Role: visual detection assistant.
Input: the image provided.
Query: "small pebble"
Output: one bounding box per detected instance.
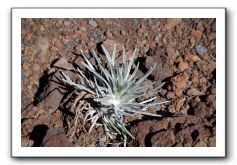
[89,19,98,28]
[212,23,216,32]
[178,61,189,72]
[154,36,160,42]
[79,26,86,32]
[105,30,113,38]
[21,71,26,80]
[195,44,207,56]
[65,40,75,48]
[63,20,70,27]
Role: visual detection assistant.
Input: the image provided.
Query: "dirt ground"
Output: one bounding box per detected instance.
[21,18,216,147]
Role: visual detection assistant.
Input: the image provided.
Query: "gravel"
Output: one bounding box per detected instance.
[21,18,216,147]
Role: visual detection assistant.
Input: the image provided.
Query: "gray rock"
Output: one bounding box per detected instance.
[89,19,98,28]
[212,23,216,32]
[63,20,71,26]
[21,71,26,80]
[89,57,96,66]
[65,40,75,48]
[195,44,207,56]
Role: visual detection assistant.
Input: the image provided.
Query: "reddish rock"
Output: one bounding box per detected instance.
[34,36,50,56]
[102,39,124,55]
[130,115,215,147]
[170,72,189,97]
[195,58,216,77]
[166,91,175,100]
[166,45,179,58]
[41,127,74,147]
[146,46,175,82]
[209,86,216,95]
[209,137,216,147]
[199,76,207,84]
[130,119,170,147]
[105,30,113,39]
[205,95,216,108]
[22,62,30,71]
[198,126,212,140]
[192,30,202,39]
[42,70,79,111]
[190,101,210,117]
[173,98,185,112]
[42,80,65,110]
[50,46,60,52]
[73,55,85,69]
[191,69,200,84]
[190,37,196,47]
[194,141,208,147]
[151,130,176,147]
[187,87,203,97]
[164,18,182,30]
[176,129,193,147]
[120,30,127,36]
[178,61,189,72]
[53,57,75,70]
[51,38,65,52]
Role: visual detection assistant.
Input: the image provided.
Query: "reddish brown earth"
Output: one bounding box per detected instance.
[21,18,216,147]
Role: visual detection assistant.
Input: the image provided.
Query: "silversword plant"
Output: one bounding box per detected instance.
[62,44,169,146]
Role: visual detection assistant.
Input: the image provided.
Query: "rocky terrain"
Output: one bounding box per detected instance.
[21,18,216,147]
